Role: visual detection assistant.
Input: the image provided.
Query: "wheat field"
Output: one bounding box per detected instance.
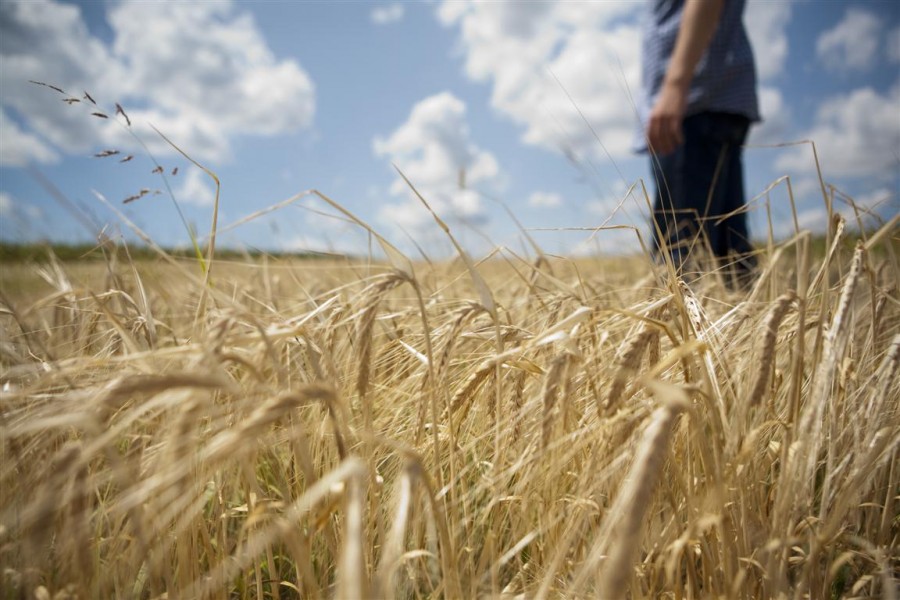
[1,205,898,599]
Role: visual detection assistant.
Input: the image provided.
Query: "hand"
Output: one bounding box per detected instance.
[647,81,687,156]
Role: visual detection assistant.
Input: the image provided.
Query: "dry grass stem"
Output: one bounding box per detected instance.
[748,289,796,408]
[2,197,896,599]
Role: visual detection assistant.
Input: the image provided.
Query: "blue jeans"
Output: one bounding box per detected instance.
[650,111,756,285]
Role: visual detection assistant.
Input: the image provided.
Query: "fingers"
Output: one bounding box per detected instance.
[647,85,686,155]
[648,118,666,155]
[667,115,684,149]
[648,114,683,156]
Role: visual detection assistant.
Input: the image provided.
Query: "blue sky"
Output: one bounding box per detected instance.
[1,0,898,258]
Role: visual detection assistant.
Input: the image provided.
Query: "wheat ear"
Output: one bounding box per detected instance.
[447,358,495,419]
[748,290,796,408]
[576,387,686,598]
[541,352,569,449]
[355,273,406,425]
[604,320,657,415]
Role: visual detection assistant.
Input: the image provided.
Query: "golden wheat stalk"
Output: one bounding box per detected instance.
[541,352,569,449]
[578,382,687,597]
[748,290,796,408]
[604,319,657,415]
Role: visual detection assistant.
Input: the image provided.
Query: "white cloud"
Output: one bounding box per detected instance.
[528,191,562,208]
[745,1,792,81]
[776,84,900,179]
[770,206,828,238]
[373,92,504,239]
[439,1,790,160]
[834,187,897,227]
[0,107,58,166]
[771,186,895,239]
[816,8,881,72]
[888,27,900,64]
[438,1,642,160]
[282,233,346,255]
[586,197,621,217]
[24,204,43,219]
[748,86,791,145]
[0,191,13,216]
[371,3,404,25]
[789,177,824,203]
[0,0,315,164]
[585,179,640,218]
[0,190,43,222]
[847,187,895,215]
[176,167,216,207]
[569,226,641,257]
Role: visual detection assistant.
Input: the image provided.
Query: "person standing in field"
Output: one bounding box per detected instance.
[639,0,760,289]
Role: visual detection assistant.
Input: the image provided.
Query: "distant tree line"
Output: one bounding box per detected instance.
[0,242,342,263]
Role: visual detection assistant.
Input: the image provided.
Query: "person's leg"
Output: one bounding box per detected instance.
[652,112,754,285]
[676,113,729,270]
[651,132,694,272]
[698,113,755,288]
[718,153,757,288]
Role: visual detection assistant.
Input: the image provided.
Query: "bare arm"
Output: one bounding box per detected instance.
[647,0,725,155]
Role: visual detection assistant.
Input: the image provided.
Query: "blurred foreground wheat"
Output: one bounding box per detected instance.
[1,218,898,599]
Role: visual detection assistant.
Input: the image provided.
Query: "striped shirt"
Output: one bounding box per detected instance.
[634,0,760,152]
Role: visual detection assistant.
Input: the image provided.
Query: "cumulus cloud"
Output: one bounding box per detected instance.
[373,92,504,239]
[769,205,828,239]
[847,187,896,216]
[747,86,791,145]
[528,191,562,208]
[438,1,792,160]
[371,3,404,25]
[569,230,641,257]
[438,1,642,160]
[776,84,900,179]
[0,0,315,164]
[0,107,58,166]
[816,8,881,72]
[176,167,216,207]
[0,191,12,216]
[772,186,895,239]
[282,233,344,255]
[0,190,43,224]
[789,177,825,204]
[739,1,793,144]
[585,179,637,218]
[24,203,43,219]
[744,1,792,82]
[888,27,900,64]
